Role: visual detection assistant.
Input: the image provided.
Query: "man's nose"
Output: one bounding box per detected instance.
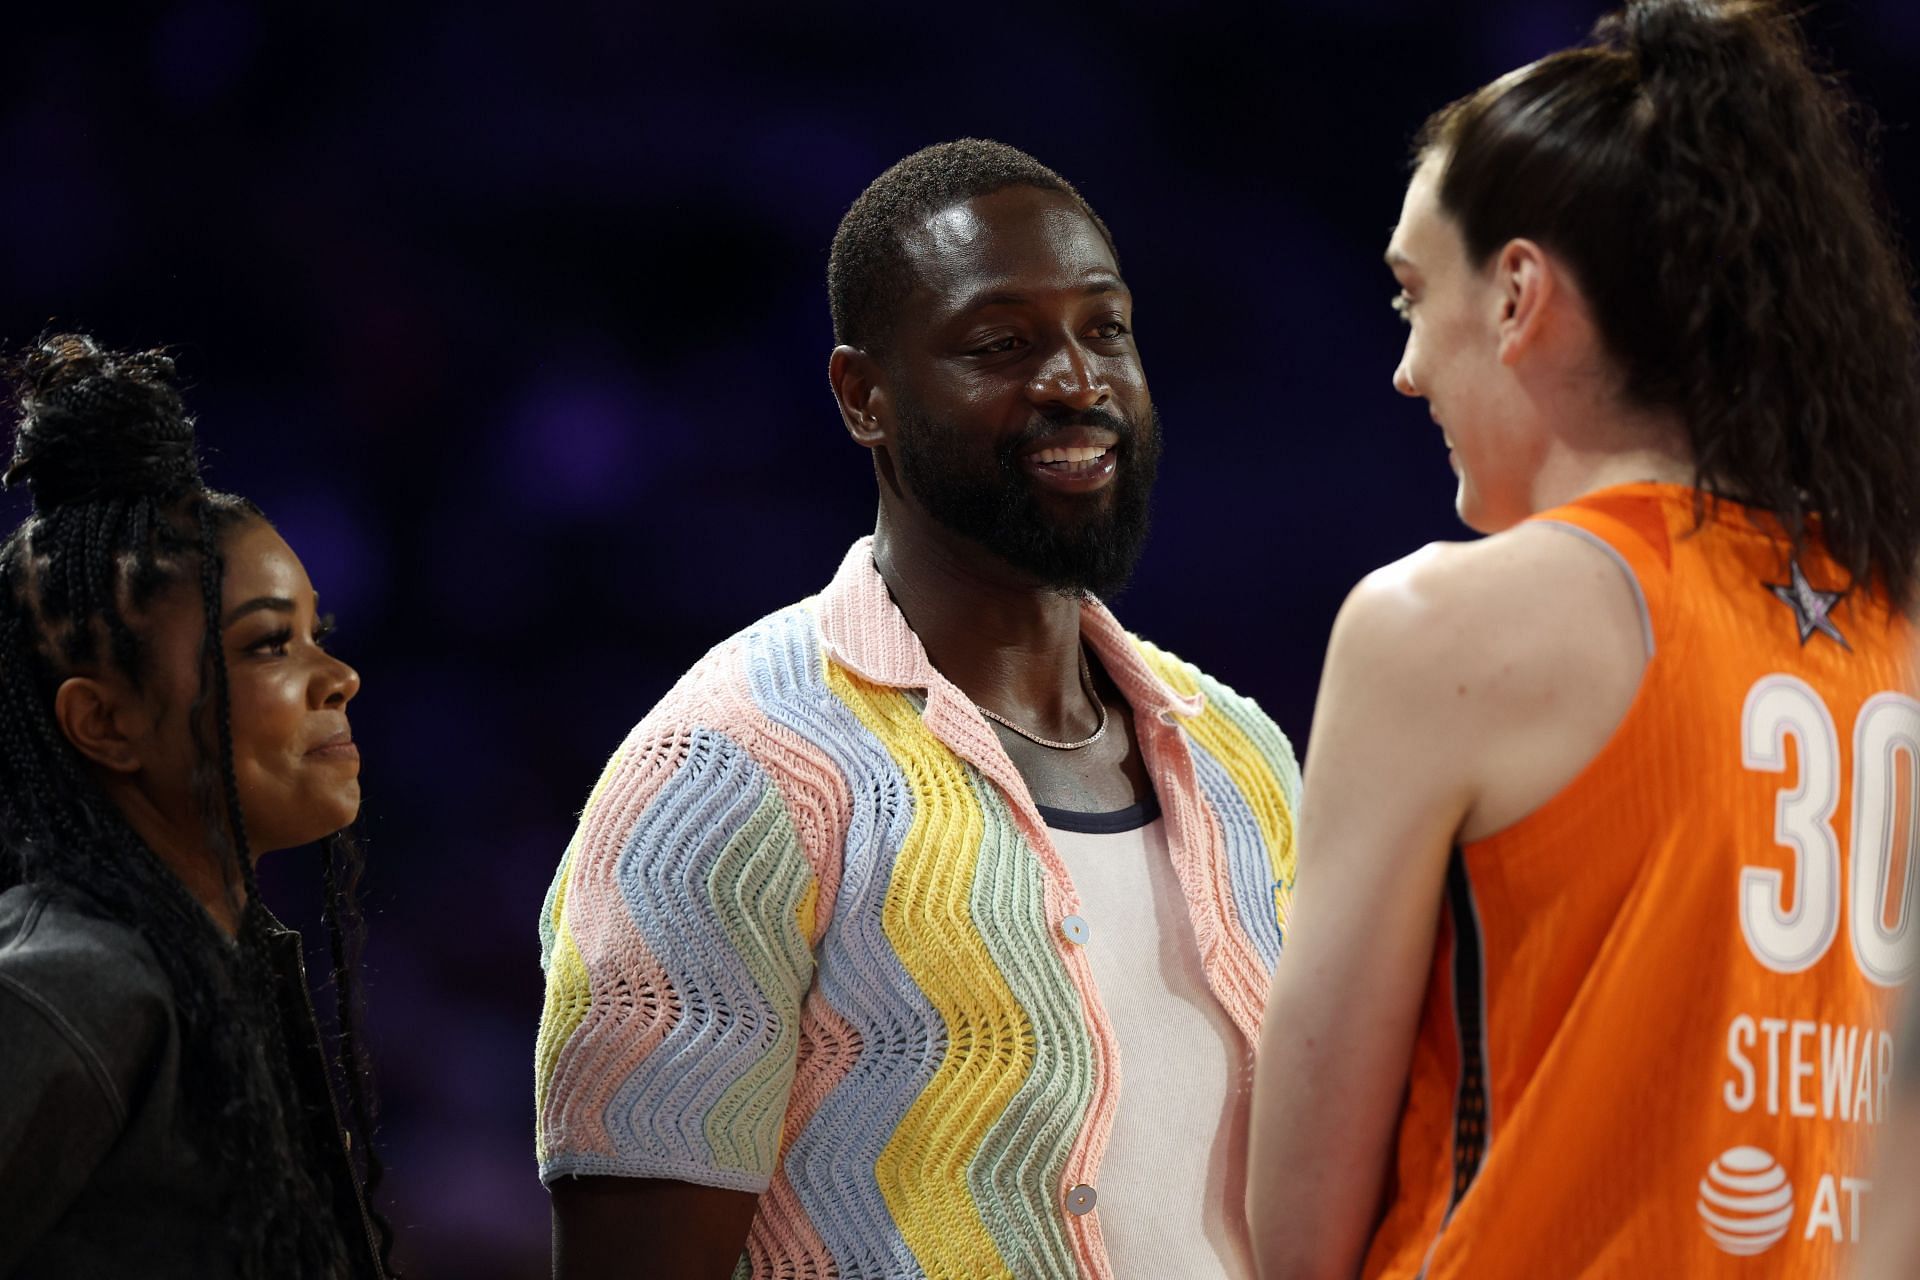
[1028,339,1110,412]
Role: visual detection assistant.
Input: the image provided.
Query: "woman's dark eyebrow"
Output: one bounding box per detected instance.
[222,596,295,627]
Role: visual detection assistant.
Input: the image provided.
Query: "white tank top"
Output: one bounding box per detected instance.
[1042,803,1256,1280]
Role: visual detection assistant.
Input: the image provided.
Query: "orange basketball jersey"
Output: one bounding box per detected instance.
[1365,483,1919,1279]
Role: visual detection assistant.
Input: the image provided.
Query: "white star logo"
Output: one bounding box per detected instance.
[1767,559,1849,651]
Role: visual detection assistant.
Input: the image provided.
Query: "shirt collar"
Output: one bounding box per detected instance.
[814,536,1204,721]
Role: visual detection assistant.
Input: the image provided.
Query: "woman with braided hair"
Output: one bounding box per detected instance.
[0,334,396,1277]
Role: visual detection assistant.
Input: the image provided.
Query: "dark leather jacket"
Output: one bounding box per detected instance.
[0,884,388,1278]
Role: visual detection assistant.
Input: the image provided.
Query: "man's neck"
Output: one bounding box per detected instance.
[870,513,1097,741]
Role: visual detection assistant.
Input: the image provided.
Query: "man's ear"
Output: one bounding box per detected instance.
[829,346,892,449]
[1494,237,1556,367]
[53,675,144,774]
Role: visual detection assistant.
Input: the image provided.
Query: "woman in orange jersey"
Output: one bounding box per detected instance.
[1246,2,1920,1278]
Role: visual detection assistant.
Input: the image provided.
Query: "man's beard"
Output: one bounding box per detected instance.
[893,401,1161,600]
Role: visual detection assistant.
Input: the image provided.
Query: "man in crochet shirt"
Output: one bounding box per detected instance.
[535,139,1301,1280]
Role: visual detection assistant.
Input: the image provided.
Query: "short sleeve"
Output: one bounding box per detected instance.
[0,982,124,1271]
[534,725,820,1192]
[1202,681,1302,924]
[1130,635,1303,953]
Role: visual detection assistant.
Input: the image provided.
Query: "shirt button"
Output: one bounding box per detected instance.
[1065,1184,1097,1216]
[1061,914,1090,945]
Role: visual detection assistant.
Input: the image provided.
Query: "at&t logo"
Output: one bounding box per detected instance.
[1698,1147,1795,1256]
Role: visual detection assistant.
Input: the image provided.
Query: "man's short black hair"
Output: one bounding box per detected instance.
[827,138,1117,355]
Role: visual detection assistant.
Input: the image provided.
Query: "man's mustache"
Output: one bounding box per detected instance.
[1005,407,1140,453]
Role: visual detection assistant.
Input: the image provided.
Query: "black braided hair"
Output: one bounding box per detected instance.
[322,828,398,1265]
[0,333,396,1276]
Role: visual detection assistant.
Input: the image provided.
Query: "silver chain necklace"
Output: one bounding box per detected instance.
[974,648,1109,751]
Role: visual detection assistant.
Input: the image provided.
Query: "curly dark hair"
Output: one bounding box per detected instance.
[1416,0,1920,607]
[0,333,396,1276]
[827,137,1117,355]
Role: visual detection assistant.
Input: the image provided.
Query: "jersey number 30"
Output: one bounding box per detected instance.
[1741,677,1920,985]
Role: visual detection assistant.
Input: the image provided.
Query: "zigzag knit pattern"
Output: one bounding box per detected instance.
[535,539,1300,1280]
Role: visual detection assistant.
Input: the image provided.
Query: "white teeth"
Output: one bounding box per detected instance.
[1032,446,1109,464]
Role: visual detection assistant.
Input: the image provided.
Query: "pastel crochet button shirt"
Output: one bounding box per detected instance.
[535,538,1300,1280]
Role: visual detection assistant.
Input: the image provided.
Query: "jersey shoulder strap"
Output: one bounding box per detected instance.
[1527,487,1677,654]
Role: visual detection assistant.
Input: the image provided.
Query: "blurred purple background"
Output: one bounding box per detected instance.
[3,4,1916,1275]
